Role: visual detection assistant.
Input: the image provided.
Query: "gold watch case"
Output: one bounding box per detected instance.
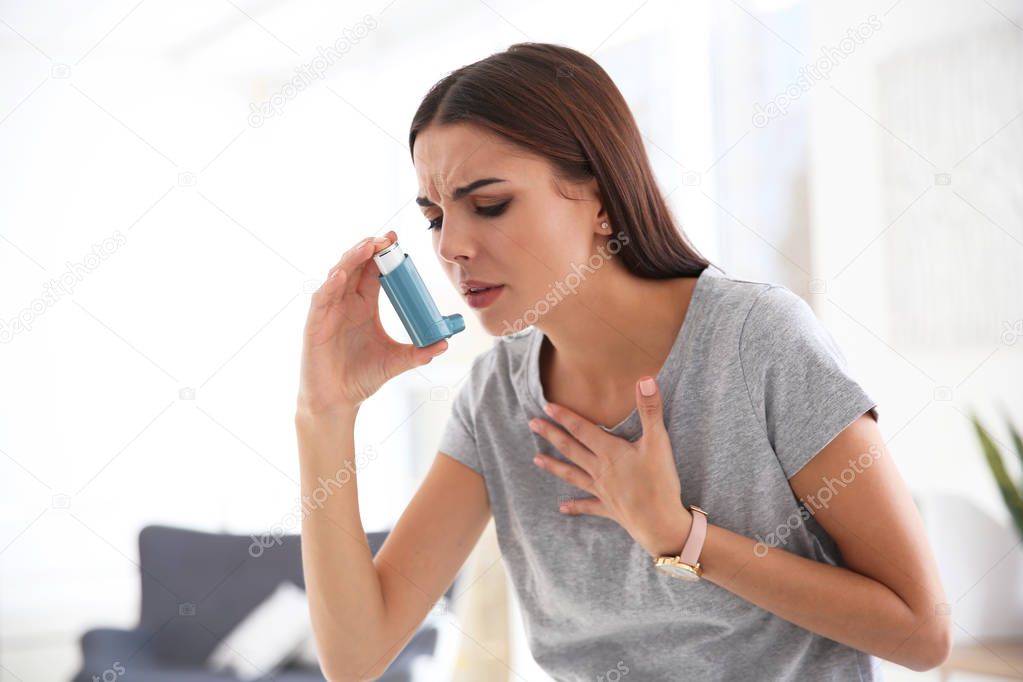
[652,505,707,582]
[653,556,702,581]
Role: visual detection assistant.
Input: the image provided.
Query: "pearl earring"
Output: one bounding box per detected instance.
[601,221,610,230]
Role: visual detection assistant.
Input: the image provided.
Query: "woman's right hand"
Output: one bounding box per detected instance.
[297,230,450,417]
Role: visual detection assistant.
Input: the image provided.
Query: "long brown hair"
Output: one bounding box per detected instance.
[408,42,711,279]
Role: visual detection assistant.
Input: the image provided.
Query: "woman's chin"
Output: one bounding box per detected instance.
[481,308,536,338]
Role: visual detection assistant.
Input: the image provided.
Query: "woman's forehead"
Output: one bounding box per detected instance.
[416,160,538,207]
[415,131,500,191]
[413,124,544,202]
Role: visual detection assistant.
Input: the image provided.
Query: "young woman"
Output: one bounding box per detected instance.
[296,42,950,681]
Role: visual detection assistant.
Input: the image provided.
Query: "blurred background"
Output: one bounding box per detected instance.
[1,0,1021,680]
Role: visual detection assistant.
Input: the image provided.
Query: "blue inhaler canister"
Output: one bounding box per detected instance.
[373,240,465,347]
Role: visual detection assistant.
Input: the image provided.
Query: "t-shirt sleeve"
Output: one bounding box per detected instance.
[740,286,879,480]
[437,358,486,477]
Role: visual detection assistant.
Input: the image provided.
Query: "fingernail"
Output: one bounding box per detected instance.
[639,377,656,396]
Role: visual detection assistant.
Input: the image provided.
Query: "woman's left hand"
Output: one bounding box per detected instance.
[528,376,693,558]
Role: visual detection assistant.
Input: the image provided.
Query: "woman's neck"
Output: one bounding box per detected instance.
[535,265,700,409]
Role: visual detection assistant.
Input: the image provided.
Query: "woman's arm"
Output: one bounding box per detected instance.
[297,408,388,681]
[649,413,952,672]
[297,407,492,681]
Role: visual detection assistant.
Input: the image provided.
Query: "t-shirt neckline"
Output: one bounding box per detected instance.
[525,264,721,441]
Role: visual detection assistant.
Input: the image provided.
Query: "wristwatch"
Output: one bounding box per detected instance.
[653,505,708,581]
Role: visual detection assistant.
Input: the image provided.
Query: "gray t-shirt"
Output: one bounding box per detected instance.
[438,263,884,681]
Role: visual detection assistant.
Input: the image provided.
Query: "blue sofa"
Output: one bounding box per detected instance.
[72,524,458,681]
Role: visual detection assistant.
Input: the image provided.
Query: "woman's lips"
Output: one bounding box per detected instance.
[459,279,503,293]
[464,284,505,309]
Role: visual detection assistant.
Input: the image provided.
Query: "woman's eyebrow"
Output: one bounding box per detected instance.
[415,177,507,207]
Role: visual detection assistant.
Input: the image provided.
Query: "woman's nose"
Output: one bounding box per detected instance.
[437,218,474,264]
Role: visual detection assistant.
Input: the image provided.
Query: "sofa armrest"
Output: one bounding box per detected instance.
[75,626,161,681]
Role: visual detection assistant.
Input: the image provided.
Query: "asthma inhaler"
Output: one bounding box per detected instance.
[373,240,465,347]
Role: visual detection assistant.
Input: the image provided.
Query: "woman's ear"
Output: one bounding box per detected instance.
[553,173,608,233]
[578,176,609,229]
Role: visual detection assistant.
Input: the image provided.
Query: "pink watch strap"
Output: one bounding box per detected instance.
[678,505,708,566]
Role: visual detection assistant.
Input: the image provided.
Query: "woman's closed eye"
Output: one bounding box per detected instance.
[426,199,511,231]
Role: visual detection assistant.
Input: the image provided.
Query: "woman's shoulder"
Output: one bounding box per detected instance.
[729,277,852,377]
[690,267,838,365]
[739,283,825,346]
[701,264,775,305]
[684,265,785,337]
[698,265,812,325]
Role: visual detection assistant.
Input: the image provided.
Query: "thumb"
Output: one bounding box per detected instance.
[410,337,449,367]
[385,338,448,380]
[635,376,665,438]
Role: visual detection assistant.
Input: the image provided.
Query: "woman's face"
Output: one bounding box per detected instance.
[413,122,605,336]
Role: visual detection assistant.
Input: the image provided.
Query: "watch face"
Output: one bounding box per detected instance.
[656,562,699,581]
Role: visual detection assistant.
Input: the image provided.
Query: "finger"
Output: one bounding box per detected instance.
[327,237,370,277]
[385,337,449,377]
[345,235,392,295]
[410,336,449,363]
[324,236,383,290]
[559,496,609,518]
[635,376,668,445]
[308,235,389,332]
[307,266,349,328]
[316,263,347,296]
[533,453,597,495]
[529,416,598,476]
[540,402,619,460]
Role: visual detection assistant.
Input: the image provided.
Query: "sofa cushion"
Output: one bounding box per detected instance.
[207,580,310,679]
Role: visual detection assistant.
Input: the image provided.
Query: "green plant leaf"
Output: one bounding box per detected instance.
[970,411,1023,543]
[1005,415,1023,479]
